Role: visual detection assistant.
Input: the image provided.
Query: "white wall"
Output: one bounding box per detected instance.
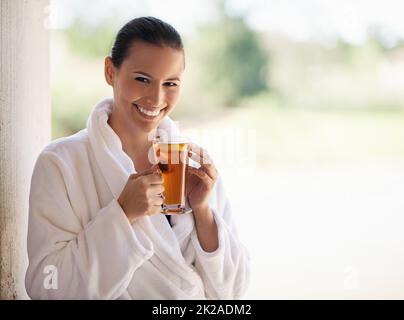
[0,0,50,299]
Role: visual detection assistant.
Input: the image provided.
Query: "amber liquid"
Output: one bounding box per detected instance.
[154,142,189,210]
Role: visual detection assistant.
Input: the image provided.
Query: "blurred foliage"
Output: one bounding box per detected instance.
[51,29,111,138]
[63,11,269,109]
[233,93,404,166]
[65,18,117,58]
[265,33,404,112]
[190,16,269,107]
[52,5,404,165]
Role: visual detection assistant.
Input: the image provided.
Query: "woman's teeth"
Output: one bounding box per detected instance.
[135,104,161,117]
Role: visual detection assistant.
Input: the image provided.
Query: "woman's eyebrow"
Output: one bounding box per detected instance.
[132,71,181,81]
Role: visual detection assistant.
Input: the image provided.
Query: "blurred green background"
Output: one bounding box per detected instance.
[50,0,404,299]
[51,0,404,167]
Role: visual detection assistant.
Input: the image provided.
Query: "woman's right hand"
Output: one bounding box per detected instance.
[117,164,164,223]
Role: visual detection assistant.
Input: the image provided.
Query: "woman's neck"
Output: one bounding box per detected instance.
[107,110,152,165]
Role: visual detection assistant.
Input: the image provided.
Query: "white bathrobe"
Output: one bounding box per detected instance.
[25,98,250,300]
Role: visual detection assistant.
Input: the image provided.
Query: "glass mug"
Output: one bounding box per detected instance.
[152,136,192,214]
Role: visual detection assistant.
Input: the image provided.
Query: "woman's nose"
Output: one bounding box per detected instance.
[146,86,164,108]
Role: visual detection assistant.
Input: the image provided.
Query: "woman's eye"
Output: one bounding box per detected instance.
[135,77,149,84]
[164,82,178,87]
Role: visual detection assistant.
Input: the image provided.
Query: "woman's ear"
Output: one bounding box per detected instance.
[104,56,115,86]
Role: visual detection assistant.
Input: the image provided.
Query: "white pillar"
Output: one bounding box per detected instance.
[0,0,50,299]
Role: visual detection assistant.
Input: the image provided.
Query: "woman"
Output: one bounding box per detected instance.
[25,16,250,300]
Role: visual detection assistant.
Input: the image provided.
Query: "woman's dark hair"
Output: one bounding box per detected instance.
[111,16,184,68]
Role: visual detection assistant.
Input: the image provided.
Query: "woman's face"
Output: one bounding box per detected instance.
[105,41,185,134]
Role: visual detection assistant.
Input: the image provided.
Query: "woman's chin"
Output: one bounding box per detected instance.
[141,120,163,133]
[131,103,170,131]
[132,112,164,132]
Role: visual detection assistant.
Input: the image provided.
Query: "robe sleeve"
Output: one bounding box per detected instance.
[25,151,154,299]
[190,175,251,299]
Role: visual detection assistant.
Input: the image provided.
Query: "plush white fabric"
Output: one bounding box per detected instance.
[25,98,250,300]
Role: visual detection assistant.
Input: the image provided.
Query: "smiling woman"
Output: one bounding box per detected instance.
[106,42,184,134]
[25,16,250,300]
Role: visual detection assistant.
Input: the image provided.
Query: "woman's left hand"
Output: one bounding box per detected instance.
[186,143,218,213]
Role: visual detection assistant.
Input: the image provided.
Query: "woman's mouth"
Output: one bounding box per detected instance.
[132,103,164,120]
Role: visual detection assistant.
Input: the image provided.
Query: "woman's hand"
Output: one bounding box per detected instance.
[117,164,164,223]
[186,143,218,213]
[186,144,219,252]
